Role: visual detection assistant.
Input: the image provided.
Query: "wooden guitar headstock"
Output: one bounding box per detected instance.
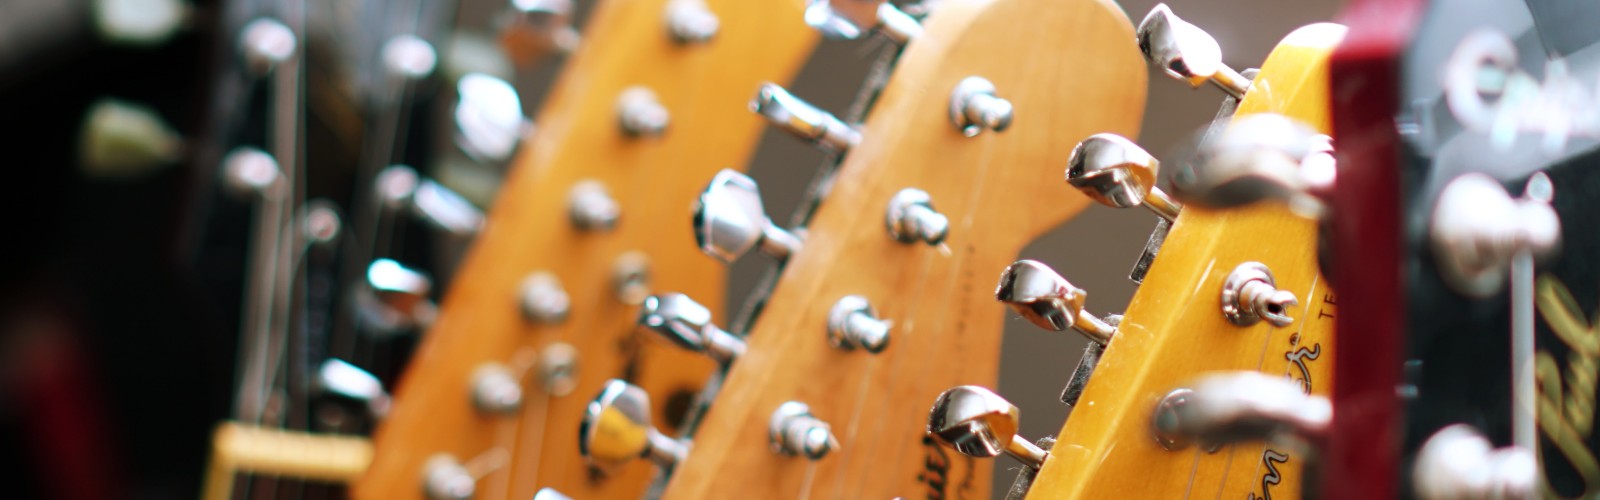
[353,0,818,498]
[654,0,1146,497]
[1025,21,1345,499]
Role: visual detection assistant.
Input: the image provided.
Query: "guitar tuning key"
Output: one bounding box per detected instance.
[580,379,688,473]
[1136,4,1251,98]
[357,259,437,335]
[1430,172,1561,299]
[532,488,573,500]
[949,77,1014,137]
[382,35,438,81]
[537,342,579,396]
[612,252,653,305]
[995,260,1117,345]
[828,295,890,353]
[79,99,184,179]
[375,165,486,238]
[751,83,860,153]
[665,0,719,44]
[500,0,579,66]
[519,271,570,324]
[885,188,949,246]
[637,293,745,363]
[422,454,475,500]
[693,169,802,263]
[1220,262,1298,328]
[94,0,188,47]
[239,18,296,76]
[1412,424,1536,500]
[803,0,922,44]
[769,402,839,460]
[1066,134,1183,222]
[927,386,1048,469]
[300,200,343,247]
[617,87,670,137]
[1172,113,1332,218]
[315,359,392,419]
[454,73,529,164]
[1149,372,1329,452]
[568,180,621,231]
[221,147,282,199]
[470,363,523,414]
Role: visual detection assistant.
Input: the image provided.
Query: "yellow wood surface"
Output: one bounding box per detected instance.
[1025,23,1346,500]
[658,0,1146,498]
[351,0,818,498]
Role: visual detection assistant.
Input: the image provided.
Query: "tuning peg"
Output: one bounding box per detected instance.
[537,342,580,396]
[238,18,296,75]
[1172,113,1332,218]
[580,379,688,473]
[383,35,438,81]
[470,363,524,414]
[1430,172,1560,298]
[220,147,282,199]
[375,165,485,237]
[751,83,860,153]
[568,180,621,231]
[78,99,184,179]
[769,402,840,460]
[618,87,670,137]
[1066,134,1183,222]
[1149,372,1329,451]
[1412,424,1536,500]
[356,259,436,335]
[422,454,475,500]
[1136,4,1251,98]
[93,0,188,47]
[612,252,653,305]
[316,358,392,419]
[803,0,921,44]
[995,260,1117,345]
[300,200,343,247]
[885,188,949,246]
[454,73,529,164]
[532,488,573,500]
[518,272,570,324]
[1220,262,1299,328]
[949,77,1013,137]
[693,169,803,263]
[637,293,745,363]
[828,295,890,353]
[927,386,1048,468]
[499,0,579,66]
[665,0,719,43]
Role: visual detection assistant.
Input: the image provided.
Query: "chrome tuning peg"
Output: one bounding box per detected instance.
[1066,134,1182,221]
[454,73,529,164]
[803,0,921,44]
[1149,372,1329,452]
[1136,4,1251,98]
[532,488,573,500]
[1430,172,1560,299]
[665,0,719,44]
[949,77,1014,137]
[581,379,688,473]
[751,83,860,153]
[78,99,184,179]
[885,188,949,246]
[828,295,890,353]
[1221,262,1299,328]
[637,293,745,363]
[382,35,438,81]
[568,180,621,231]
[470,363,524,415]
[1412,425,1537,500]
[519,271,570,324]
[927,386,1048,468]
[93,0,188,47]
[995,260,1116,345]
[238,18,296,76]
[422,454,475,500]
[316,359,392,419]
[499,0,579,66]
[221,147,282,199]
[617,87,670,137]
[769,402,840,460]
[375,165,486,237]
[1173,113,1333,218]
[355,259,437,335]
[693,169,802,263]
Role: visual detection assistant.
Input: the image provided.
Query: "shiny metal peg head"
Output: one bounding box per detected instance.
[500,0,579,66]
[94,0,187,47]
[239,18,296,76]
[300,200,343,246]
[375,165,421,211]
[1136,4,1249,98]
[1412,424,1537,500]
[1066,134,1181,221]
[927,386,1047,468]
[382,35,438,81]
[751,83,860,152]
[471,363,524,414]
[769,401,840,460]
[995,260,1116,344]
[693,169,800,263]
[949,77,1013,137]
[1174,113,1328,217]
[519,272,570,324]
[617,87,670,137]
[803,0,921,44]
[366,259,433,318]
[316,358,392,418]
[422,454,475,500]
[1151,372,1330,451]
[79,99,184,178]
[568,180,620,231]
[221,147,282,199]
[638,293,745,363]
[828,295,890,353]
[580,379,687,472]
[1220,262,1298,328]
[665,0,719,43]
[539,342,580,396]
[885,188,949,246]
[454,73,528,163]
[612,252,653,305]
[532,489,573,500]
[414,180,485,237]
[1431,172,1561,299]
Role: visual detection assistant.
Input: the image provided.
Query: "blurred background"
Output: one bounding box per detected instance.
[0,0,1337,498]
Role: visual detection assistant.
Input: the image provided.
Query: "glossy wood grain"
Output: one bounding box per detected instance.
[1026,23,1345,500]
[658,0,1146,497]
[352,0,818,498]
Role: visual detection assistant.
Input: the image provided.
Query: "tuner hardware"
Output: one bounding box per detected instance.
[470,363,524,414]
[1220,262,1299,327]
[532,488,573,500]
[693,169,803,263]
[221,147,283,199]
[612,252,653,305]
[617,86,670,137]
[422,454,475,500]
[769,402,840,460]
[538,342,579,396]
[580,379,689,473]
[1412,424,1536,500]
[518,272,570,324]
[567,180,621,231]
[827,295,891,353]
[375,166,486,238]
[949,77,1014,137]
[357,259,437,336]
[665,0,719,44]
[499,0,579,66]
[80,99,184,178]
[885,188,950,246]
[1149,372,1329,452]
[1430,172,1561,299]
[751,83,860,152]
[927,386,1048,468]
[1067,133,1183,222]
[638,293,746,363]
[1136,4,1251,98]
[454,73,529,164]
[301,200,343,247]
[95,0,187,47]
[316,359,392,419]
[995,260,1117,345]
[1174,113,1332,218]
[239,18,296,76]
[382,35,438,81]
[803,0,921,44]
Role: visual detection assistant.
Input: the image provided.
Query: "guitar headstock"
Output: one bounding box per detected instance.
[643,0,1146,497]
[354,0,819,498]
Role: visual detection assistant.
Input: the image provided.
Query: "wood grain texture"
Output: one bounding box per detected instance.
[658,0,1146,498]
[351,0,818,498]
[1025,23,1345,500]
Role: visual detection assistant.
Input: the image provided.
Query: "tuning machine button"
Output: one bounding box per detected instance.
[638,293,745,363]
[221,147,283,199]
[1067,134,1183,221]
[995,260,1117,345]
[454,73,529,164]
[382,35,438,81]
[532,488,573,500]
[769,402,839,460]
[949,77,1013,137]
[422,454,475,500]
[618,87,670,137]
[239,18,296,76]
[1173,113,1333,218]
[612,252,653,305]
[316,359,392,419]
[580,379,688,473]
[470,363,523,415]
[518,271,570,324]
[693,169,802,263]
[751,83,860,153]
[538,342,580,396]
[665,0,719,43]
[828,295,890,353]
[568,180,621,231]
[356,259,436,335]
[927,386,1048,469]
[1430,172,1561,299]
[79,99,184,179]
[1136,4,1251,98]
[885,188,949,246]
[1220,262,1298,328]
[803,0,921,44]
[375,165,485,237]
[1412,424,1536,500]
[1149,372,1329,452]
[499,0,579,66]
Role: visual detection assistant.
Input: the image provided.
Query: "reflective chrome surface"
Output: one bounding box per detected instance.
[518,271,570,324]
[1066,133,1182,221]
[927,385,1047,468]
[539,342,579,396]
[411,180,485,237]
[422,454,474,500]
[802,0,921,44]
[1135,4,1250,98]
[239,18,296,76]
[617,86,670,137]
[948,76,1014,137]
[1412,424,1536,500]
[500,0,579,65]
[827,295,890,353]
[664,0,719,43]
[1219,261,1298,327]
[750,83,860,152]
[381,35,438,80]
[637,293,745,363]
[693,169,801,262]
[1152,372,1330,452]
[995,260,1116,344]
[567,180,621,231]
[580,379,687,473]
[316,358,392,418]
[768,401,840,460]
[611,251,652,305]
[221,147,282,198]
[364,259,434,328]
[454,73,527,163]
[1174,113,1329,218]
[1430,172,1561,298]
[885,188,949,246]
[470,363,524,414]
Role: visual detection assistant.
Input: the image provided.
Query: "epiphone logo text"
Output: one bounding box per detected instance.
[1535,275,1600,498]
